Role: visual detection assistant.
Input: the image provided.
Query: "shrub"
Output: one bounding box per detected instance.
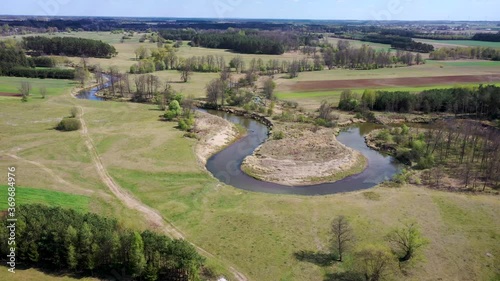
[184,132,199,139]
[283,100,298,108]
[178,119,188,131]
[416,154,435,170]
[377,129,393,142]
[315,118,334,127]
[164,110,177,121]
[56,118,81,131]
[70,107,79,118]
[178,117,195,131]
[273,131,285,140]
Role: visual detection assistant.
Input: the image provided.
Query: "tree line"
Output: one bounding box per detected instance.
[23,36,117,58]
[359,34,435,53]
[0,204,205,281]
[472,32,500,42]
[339,85,500,120]
[0,40,75,79]
[321,41,423,70]
[190,30,300,55]
[429,46,500,61]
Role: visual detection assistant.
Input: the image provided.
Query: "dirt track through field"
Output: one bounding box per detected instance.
[76,105,248,281]
[292,74,500,91]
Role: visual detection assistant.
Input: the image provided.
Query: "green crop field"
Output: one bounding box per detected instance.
[0,186,90,212]
[426,60,500,67]
[0,77,75,96]
[276,83,500,110]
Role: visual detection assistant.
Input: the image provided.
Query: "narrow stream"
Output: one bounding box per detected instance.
[77,84,401,196]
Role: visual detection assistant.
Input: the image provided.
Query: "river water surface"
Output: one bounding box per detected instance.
[203,110,402,196]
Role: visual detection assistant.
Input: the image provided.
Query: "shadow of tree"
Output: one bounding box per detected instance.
[294,250,337,267]
[324,272,364,281]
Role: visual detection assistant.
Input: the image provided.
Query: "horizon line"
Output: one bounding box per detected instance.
[1,14,500,23]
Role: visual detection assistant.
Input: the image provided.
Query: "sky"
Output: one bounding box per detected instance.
[1,0,499,21]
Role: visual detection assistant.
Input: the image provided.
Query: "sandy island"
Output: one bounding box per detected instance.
[195,111,367,186]
[241,123,367,186]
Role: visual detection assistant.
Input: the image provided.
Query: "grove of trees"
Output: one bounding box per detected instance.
[23,36,117,58]
[339,85,500,120]
[321,41,422,70]
[472,32,500,42]
[0,204,205,281]
[296,216,428,281]
[373,120,500,191]
[360,34,434,53]
[0,39,75,79]
[191,30,299,55]
[430,46,500,61]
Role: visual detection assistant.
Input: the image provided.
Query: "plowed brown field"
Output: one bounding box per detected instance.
[291,74,500,91]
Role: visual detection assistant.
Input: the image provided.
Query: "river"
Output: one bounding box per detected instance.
[204,110,402,196]
[78,85,401,196]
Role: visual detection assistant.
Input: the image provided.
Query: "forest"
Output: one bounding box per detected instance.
[339,85,500,119]
[472,32,500,42]
[0,40,74,79]
[0,204,205,281]
[371,120,500,191]
[360,34,435,53]
[23,36,117,58]
[190,30,301,55]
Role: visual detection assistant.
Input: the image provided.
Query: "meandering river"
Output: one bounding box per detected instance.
[78,85,401,196]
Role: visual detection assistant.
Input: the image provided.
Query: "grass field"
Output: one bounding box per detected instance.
[326,37,393,51]
[3,31,130,45]
[0,186,90,212]
[0,76,75,96]
[414,38,500,49]
[0,267,99,281]
[1,31,500,280]
[276,83,500,110]
[0,76,498,281]
[0,77,149,228]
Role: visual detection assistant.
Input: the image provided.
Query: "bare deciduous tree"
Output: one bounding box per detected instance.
[179,62,193,83]
[385,221,428,262]
[331,215,354,262]
[206,79,224,106]
[319,100,334,120]
[263,78,276,100]
[19,81,31,102]
[354,245,396,281]
[39,87,47,99]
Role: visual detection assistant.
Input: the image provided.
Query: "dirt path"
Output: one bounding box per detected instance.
[76,106,248,281]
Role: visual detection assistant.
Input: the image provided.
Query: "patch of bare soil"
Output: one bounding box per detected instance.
[242,123,366,186]
[0,92,21,97]
[292,74,500,91]
[195,111,239,165]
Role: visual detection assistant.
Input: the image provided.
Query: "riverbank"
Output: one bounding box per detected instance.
[194,110,241,166]
[241,122,367,186]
